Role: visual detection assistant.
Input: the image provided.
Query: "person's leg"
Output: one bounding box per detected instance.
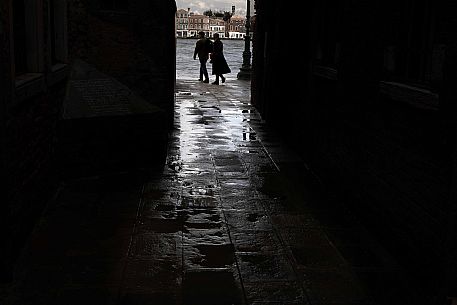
[199,62,203,81]
[221,74,225,83]
[200,58,209,82]
[202,63,209,82]
[212,74,220,85]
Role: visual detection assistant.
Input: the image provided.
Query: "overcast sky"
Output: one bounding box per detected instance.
[175,0,252,16]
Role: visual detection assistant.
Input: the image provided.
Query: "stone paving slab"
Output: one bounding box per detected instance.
[0,78,426,305]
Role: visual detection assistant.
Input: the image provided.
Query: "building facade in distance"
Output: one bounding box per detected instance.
[175,9,248,39]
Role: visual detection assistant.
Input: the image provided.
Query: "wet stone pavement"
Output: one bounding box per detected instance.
[1,79,425,305]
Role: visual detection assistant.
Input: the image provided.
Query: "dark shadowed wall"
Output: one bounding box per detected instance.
[251,1,457,302]
[0,0,177,280]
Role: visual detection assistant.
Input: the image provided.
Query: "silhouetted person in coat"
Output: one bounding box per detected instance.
[193,31,210,83]
[210,33,231,85]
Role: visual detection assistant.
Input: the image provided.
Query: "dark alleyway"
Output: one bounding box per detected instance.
[0,78,429,305]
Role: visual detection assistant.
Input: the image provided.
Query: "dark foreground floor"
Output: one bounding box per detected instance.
[0,79,427,305]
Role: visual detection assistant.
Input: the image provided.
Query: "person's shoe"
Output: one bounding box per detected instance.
[221,76,225,83]
[212,81,219,85]
[198,78,203,81]
[203,79,209,83]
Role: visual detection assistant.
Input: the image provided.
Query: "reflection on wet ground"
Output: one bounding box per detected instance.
[1,79,427,305]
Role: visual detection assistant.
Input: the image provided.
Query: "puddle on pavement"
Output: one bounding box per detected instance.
[206,214,220,222]
[242,132,257,141]
[188,187,214,196]
[185,222,221,230]
[182,268,243,305]
[178,195,219,209]
[136,218,183,233]
[247,213,260,222]
[167,155,183,173]
[184,210,222,230]
[155,204,175,212]
[195,244,235,267]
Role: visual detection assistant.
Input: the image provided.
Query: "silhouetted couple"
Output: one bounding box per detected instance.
[194,32,230,85]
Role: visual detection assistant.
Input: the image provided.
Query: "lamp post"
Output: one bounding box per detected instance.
[237,0,251,80]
